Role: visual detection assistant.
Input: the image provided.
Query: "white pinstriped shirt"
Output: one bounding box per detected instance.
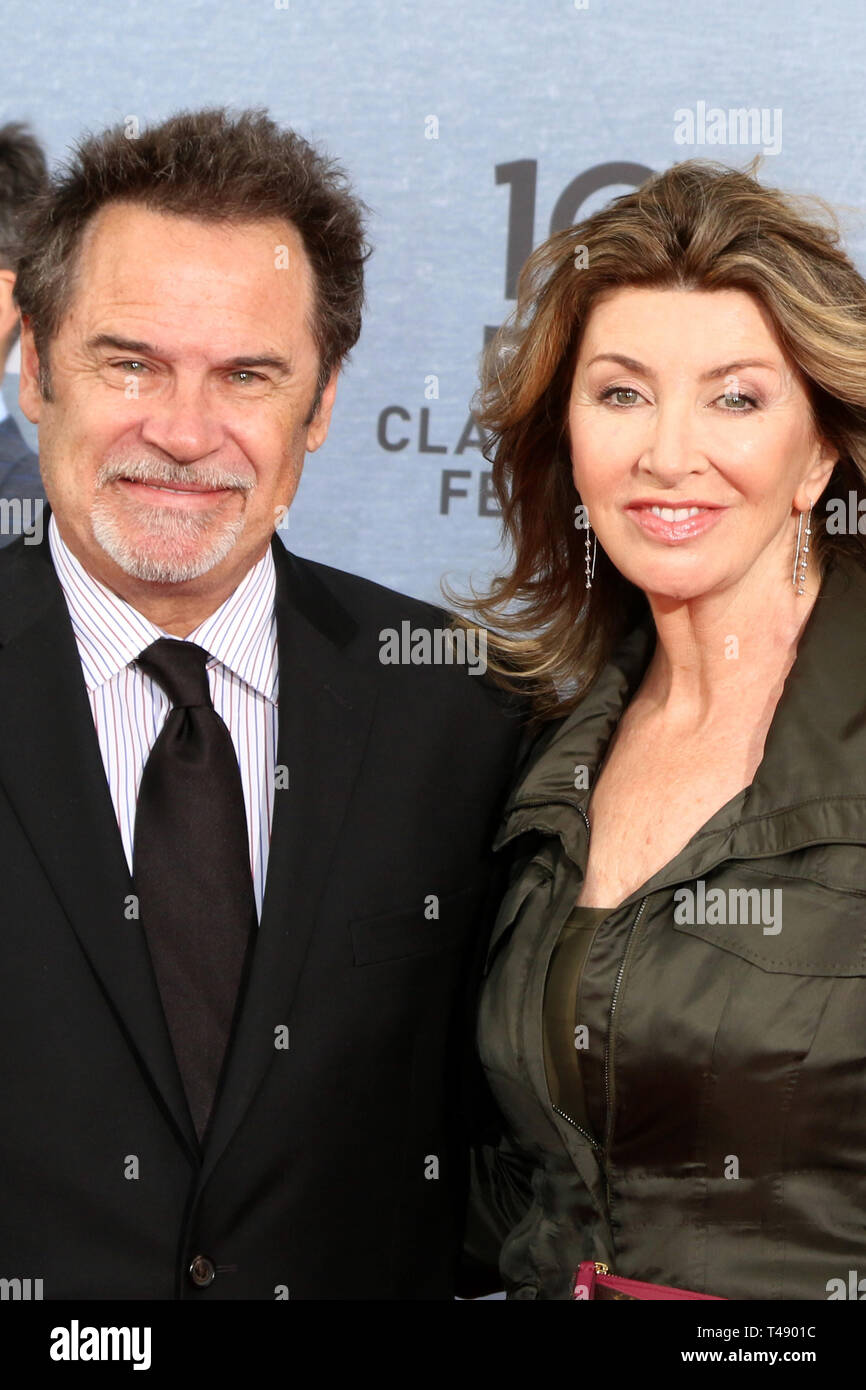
[48,512,279,921]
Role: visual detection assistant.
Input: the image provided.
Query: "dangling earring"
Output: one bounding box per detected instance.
[585,520,597,590]
[792,503,812,595]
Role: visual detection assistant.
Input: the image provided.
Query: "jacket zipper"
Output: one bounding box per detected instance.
[534,805,603,1153]
[578,803,648,1178]
[551,1103,603,1151]
[603,895,648,1200]
[546,802,605,1154]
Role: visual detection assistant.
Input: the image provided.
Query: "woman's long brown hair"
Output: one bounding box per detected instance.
[450,157,866,720]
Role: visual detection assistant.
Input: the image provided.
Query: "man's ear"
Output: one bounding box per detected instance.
[305,369,339,454]
[0,269,18,349]
[17,317,45,422]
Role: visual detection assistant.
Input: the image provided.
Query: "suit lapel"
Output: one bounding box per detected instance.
[0,529,199,1155]
[200,538,378,1183]
[0,526,378,1174]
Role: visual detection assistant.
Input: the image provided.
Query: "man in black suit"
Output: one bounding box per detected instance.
[0,121,47,542]
[0,108,523,1299]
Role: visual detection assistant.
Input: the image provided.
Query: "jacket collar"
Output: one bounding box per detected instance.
[496,552,866,896]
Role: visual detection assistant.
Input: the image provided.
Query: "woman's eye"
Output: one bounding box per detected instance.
[718,389,757,411]
[601,386,641,406]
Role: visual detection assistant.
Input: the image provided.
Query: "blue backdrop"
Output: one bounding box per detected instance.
[5,0,866,605]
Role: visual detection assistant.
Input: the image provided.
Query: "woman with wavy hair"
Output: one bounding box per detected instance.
[463,158,866,1300]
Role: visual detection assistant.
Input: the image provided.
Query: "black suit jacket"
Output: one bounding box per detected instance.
[0,415,44,547]
[0,516,524,1298]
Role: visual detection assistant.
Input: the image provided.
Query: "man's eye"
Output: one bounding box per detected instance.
[115,360,147,372]
[600,386,641,406]
[229,370,265,384]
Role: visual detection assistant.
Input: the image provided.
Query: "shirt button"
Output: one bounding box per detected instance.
[188,1255,216,1288]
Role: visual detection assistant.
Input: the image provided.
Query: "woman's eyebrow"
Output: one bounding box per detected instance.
[584,352,778,379]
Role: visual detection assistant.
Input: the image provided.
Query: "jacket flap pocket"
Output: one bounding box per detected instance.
[351,880,487,966]
[670,861,866,976]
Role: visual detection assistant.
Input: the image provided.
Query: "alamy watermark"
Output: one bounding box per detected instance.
[825,491,866,534]
[0,1275,43,1299]
[49,1320,151,1370]
[379,621,487,675]
[674,101,782,156]
[827,1269,866,1299]
[673,879,782,935]
[0,497,44,545]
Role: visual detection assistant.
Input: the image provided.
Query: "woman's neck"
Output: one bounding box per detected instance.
[639,554,822,728]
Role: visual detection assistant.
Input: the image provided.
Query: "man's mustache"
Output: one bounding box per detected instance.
[96,457,256,493]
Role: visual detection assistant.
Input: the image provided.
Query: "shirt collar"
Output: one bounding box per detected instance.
[0,393,9,426]
[48,512,278,702]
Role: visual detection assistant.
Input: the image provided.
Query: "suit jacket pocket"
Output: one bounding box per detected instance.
[350,880,488,966]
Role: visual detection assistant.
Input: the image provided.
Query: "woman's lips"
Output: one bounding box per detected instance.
[116,478,235,508]
[625,503,726,544]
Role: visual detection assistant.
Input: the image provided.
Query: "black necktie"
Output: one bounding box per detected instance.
[132,638,257,1142]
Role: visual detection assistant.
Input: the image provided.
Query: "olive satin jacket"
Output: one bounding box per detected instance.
[470,551,866,1300]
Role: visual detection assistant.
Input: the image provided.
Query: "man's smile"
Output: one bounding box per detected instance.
[115,477,238,508]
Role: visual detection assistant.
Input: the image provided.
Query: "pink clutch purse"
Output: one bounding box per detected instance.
[573,1261,726,1300]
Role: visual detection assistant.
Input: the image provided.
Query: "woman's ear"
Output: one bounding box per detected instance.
[795,436,838,512]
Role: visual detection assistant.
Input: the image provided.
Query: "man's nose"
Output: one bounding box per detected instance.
[138,378,225,463]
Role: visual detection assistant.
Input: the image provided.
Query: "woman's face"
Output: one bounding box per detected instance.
[567,286,837,603]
